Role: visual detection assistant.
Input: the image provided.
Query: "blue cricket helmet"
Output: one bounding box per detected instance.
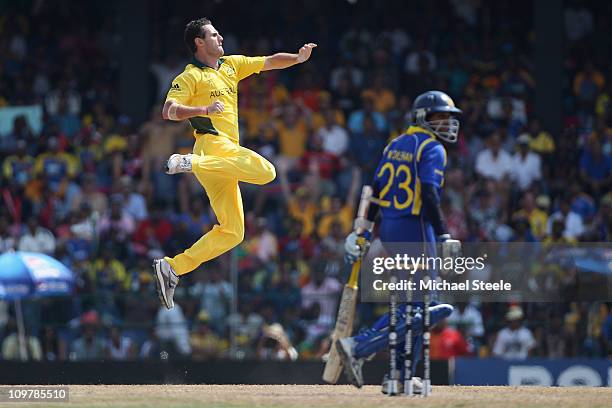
[411,90,462,143]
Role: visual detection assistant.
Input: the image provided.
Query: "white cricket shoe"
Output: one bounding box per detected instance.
[166,154,192,175]
[336,337,364,388]
[152,258,179,309]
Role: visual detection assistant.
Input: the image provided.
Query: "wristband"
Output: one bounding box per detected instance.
[167,104,179,120]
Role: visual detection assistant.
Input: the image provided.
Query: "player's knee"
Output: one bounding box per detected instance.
[431,303,454,320]
[259,163,276,184]
[227,224,245,247]
[251,161,276,185]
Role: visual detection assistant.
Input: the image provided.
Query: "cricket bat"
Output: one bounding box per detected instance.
[322,185,373,384]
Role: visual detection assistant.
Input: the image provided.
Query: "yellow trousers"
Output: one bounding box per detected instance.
[165,134,276,275]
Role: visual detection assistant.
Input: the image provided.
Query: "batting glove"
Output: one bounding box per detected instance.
[439,233,462,259]
[344,231,371,264]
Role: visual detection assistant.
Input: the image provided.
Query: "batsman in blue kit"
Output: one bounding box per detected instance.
[336,91,462,394]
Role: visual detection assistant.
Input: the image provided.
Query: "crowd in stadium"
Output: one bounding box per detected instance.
[0,0,611,362]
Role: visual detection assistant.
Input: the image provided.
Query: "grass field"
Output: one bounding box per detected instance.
[3,385,612,408]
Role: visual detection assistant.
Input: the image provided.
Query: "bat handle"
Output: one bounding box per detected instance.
[347,258,360,289]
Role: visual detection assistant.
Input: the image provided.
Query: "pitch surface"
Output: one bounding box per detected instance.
[6,385,612,408]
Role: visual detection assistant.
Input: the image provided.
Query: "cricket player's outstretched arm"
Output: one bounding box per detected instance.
[162,99,224,122]
[261,43,317,71]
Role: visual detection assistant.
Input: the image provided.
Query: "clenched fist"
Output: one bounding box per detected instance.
[206,100,225,115]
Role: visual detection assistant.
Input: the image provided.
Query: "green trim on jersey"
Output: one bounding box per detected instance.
[189,116,219,135]
[190,57,226,70]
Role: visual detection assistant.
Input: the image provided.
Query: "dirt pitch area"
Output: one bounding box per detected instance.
[6,385,612,408]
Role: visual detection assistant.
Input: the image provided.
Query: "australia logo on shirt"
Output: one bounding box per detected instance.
[224,65,236,76]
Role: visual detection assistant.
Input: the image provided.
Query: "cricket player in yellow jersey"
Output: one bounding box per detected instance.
[153,17,317,309]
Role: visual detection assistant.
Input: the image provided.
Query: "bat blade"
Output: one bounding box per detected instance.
[323,185,371,384]
[322,283,358,383]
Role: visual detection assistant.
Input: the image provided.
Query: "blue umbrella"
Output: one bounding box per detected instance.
[0,251,75,299]
[0,251,75,360]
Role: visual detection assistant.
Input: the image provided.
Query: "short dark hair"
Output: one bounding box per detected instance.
[184,17,212,54]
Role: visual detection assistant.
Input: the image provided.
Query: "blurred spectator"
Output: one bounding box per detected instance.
[139,328,163,360]
[510,217,537,242]
[301,267,342,324]
[349,115,387,180]
[2,139,34,187]
[118,176,148,221]
[573,62,604,109]
[299,133,342,195]
[330,58,364,91]
[87,245,130,293]
[441,197,469,241]
[193,268,234,335]
[511,133,542,191]
[226,302,264,348]
[256,323,298,361]
[106,326,135,360]
[513,192,549,239]
[475,132,513,181]
[579,136,611,197]
[320,221,346,261]
[448,302,485,353]
[40,326,66,361]
[151,53,186,101]
[190,311,227,360]
[332,76,359,118]
[468,182,505,241]
[132,203,173,258]
[155,302,191,356]
[0,116,34,155]
[0,215,16,252]
[33,137,79,192]
[275,104,309,166]
[543,218,577,246]
[317,169,359,238]
[18,216,56,254]
[404,41,437,74]
[71,173,108,215]
[174,198,211,243]
[244,217,278,263]
[98,194,136,244]
[1,319,42,361]
[280,178,318,238]
[528,120,555,159]
[430,318,470,359]
[70,312,105,361]
[316,108,349,157]
[569,184,596,224]
[361,74,396,113]
[300,302,333,345]
[348,96,387,134]
[492,306,536,359]
[547,197,585,239]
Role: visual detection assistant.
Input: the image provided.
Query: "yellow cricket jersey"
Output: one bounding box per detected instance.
[165,55,266,142]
